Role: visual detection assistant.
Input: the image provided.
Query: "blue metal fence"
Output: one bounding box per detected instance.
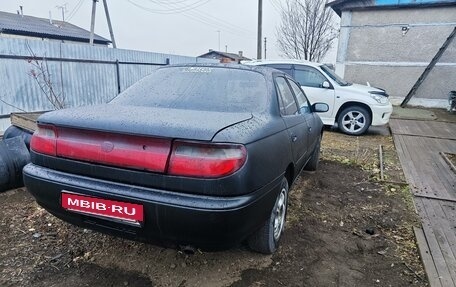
[0,38,217,131]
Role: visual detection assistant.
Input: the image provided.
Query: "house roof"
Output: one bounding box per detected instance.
[0,11,110,44]
[326,0,456,16]
[198,50,250,61]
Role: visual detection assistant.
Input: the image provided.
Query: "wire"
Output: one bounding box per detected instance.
[130,0,255,38]
[66,0,84,21]
[172,6,252,34]
[128,0,212,14]
[174,5,254,35]
[269,0,282,14]
[148,0,201,5]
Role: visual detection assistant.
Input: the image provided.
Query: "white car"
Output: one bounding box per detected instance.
[243,60,393,135]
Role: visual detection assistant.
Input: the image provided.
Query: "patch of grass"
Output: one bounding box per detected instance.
[321,131,406,183]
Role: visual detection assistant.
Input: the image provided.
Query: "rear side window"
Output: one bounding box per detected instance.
[275,77,298,116]
[264,64,293,77]
[295,66,327,88]
[112,67,268,113]
[288,79,311,114]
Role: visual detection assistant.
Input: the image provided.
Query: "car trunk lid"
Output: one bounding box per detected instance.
[37,104,253,141]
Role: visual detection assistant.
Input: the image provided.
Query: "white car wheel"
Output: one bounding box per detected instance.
[338,106,371,135]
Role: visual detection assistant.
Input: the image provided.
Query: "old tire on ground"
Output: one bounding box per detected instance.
[337,106,371,136]
[304,135,321,171]
[0,137,31,192]
[3,125,33,150]
[248,177,289,254]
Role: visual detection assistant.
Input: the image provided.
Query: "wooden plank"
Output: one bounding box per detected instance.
[415,193,456,203]
[402,136,440,197]
[414,226,443,287]
[390,119,456,140]
[399,135,455,200]
[10,112,45,132]
[426,138,456,199]
[392,119,456,286]
[419,198,456,287]
[425,141,455,200]
[414,137,444,197]
[393,135,422,189]
[441,202,456,229]
[428,199,456,284]
[432,152,456,199]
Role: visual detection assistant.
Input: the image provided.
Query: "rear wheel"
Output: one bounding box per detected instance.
[337,106,371,135]
[304,135,321,171]
[248,177,289,254]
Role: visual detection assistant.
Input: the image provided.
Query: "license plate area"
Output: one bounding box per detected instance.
[61,191,144,227]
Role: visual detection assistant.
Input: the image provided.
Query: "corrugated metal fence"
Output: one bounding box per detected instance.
[0,38,217,131]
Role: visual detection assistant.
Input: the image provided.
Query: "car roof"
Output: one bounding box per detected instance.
[242,59,322,68]
[162,62,288,78]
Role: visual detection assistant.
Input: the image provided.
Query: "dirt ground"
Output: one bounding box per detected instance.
[445,153,456,167]
[0,128,427,287]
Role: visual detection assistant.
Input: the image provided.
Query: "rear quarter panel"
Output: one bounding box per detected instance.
[212,114,293,192]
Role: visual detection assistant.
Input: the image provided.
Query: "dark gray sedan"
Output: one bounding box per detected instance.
[23,64,328,254]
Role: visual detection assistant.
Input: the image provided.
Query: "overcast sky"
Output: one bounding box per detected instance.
[2,0,338,62]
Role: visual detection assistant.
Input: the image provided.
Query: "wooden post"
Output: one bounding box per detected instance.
[401,27,456,107]
[379,145,384,181]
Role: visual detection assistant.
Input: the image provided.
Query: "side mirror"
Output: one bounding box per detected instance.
[322,81,331,89]
[312,103,329,113]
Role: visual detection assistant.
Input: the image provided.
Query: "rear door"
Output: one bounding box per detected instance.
[275,76,309,169]
[294,65,335,120]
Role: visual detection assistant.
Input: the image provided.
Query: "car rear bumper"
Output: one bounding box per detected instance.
[371,102,393,126]
[23,163,281,249]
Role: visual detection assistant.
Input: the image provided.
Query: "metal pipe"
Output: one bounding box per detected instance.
[102,0,117,48]
[256,0,262,59]
[89,0,98,45]
[0,54,168,66]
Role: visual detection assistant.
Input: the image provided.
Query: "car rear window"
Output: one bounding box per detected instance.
[111,66,268,113]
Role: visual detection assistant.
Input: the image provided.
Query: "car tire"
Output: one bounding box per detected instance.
[337,106,371,135]
[248,177,289,254]
[3,125,33,150]
[304,135,321,171]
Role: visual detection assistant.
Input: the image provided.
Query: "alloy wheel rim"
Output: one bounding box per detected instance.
[273,188,287,241]
[342,111,365,133]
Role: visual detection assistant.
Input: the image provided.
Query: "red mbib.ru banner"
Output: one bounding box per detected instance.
[62,192,144,223]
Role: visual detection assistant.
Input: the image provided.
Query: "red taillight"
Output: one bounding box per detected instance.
[167,141,247,178]
[31,125,247,178]
[30,125,57,156]
[56,128,171,172]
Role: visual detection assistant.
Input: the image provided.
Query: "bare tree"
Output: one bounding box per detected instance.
[276,0,337,62]
[26,42,66,109]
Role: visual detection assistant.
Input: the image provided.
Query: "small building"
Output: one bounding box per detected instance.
[198,50,250,63]
[0,10,110,46]
[327,0,456,107]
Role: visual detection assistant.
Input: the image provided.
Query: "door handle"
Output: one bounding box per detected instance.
[291,135,298,142]
[308,127,312,132]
